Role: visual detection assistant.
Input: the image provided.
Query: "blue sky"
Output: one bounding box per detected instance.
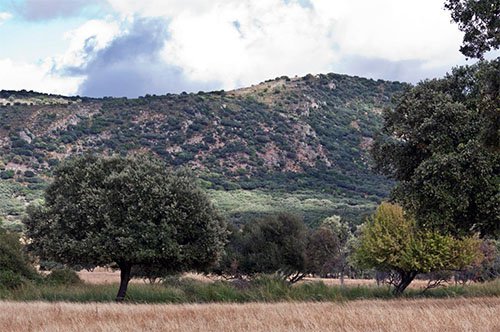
[0,0,489,97]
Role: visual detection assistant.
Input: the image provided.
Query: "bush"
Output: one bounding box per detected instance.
[0,270,23,289]
[45,269,82,285]
[0,228,38,281]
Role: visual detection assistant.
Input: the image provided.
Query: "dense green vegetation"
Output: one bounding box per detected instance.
[208,189,374,227]
[0,73,407,227]
[372,59,499,237]
[0,224,40,289]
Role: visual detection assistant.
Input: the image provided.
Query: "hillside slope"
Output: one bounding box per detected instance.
[0,73,408,226]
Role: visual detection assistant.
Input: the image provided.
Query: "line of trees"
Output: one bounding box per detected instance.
[0,153,496,299]
[2,1,498,299]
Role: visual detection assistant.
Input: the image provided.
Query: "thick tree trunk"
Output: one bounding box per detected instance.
[116,262,132,302]
[393,271,417,295]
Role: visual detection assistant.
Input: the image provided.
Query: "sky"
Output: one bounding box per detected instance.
[0,0,489,97]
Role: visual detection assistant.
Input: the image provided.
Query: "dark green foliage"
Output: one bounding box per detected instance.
[305,216,353,280]
[0,170,14,179]
[305,227,340,277]
[45,269,82,285]
[218,214,308,283]
[444,0,499,59]
[0,226,39,289]
[372,60,499,237]
[24,154,227,300]
[0,271,24,289]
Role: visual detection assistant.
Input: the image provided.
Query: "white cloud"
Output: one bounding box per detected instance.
[0,58,83,95]
[162,0,338,88]
[57,18,121,69]
[0,12,12,24]
[0,0,470,95]
[0,17,120,96]
[312,0,464,68]
[105,0,466,88]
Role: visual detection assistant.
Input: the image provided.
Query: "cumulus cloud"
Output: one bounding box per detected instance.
[312,0,464,66]
[57,18,121,70]
[161,0,338,89]
[13,0,102,21]
[104,0,466,89]
[0,0,472,96]
[58,18,218,97]
[107,0,218,18]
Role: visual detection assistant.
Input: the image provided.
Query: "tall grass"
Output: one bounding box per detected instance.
[0,277,498,303]
[0,297,498,332]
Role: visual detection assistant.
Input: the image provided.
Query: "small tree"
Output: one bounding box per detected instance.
[353,202,481,294]
[227,213,308,283]
[306,215,353,284]
[306,226,340,278]
[24,154,227,301]
[455,239,500,283]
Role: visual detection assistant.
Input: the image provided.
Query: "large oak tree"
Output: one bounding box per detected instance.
[372,60,499,237]
[24,154,227,301]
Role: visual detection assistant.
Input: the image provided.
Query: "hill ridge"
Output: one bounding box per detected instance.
[0,72,409,225]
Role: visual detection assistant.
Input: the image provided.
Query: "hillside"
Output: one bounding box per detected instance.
[0,73,408,227]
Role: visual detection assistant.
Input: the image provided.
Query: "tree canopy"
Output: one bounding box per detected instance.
[216,213,308,283]
[372,60,499,237]
[445,0,500,58]
[305,216,353,282]
[24,154,227,300]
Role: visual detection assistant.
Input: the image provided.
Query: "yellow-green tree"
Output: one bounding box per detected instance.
[353,202,481,294]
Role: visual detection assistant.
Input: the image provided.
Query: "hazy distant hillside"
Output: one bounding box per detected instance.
[0,73,408,226]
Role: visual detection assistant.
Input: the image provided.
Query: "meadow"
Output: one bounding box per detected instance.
[1,270,499,304]
[0,297,498,332]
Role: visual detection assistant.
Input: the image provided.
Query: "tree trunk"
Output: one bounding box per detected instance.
[393,271,417,295]
[116,262,132,302]
[339,267,345,287]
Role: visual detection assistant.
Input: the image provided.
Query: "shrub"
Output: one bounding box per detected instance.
[45,269,82,285]
[0,270,23,289]
[0,226,39,289]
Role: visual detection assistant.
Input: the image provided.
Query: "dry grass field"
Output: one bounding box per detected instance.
[78,269,438,289]
[0,297,498,332]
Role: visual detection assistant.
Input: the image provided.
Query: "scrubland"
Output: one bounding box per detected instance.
[0,297,498,332]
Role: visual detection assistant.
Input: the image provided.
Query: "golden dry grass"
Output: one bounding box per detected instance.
[77,270,214,284]
[0,297,498,332]
[78,269,436,289]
